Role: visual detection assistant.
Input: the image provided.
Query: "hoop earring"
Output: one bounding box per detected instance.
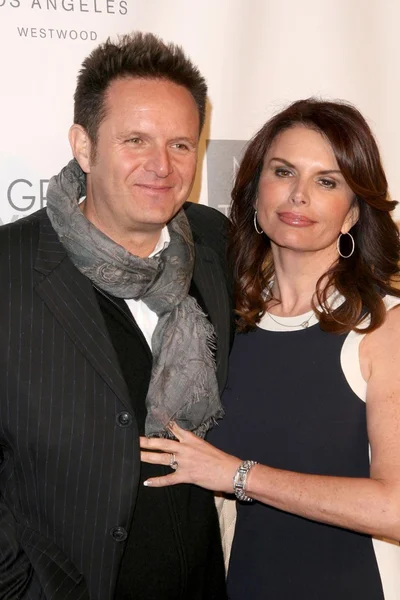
[337,232,355,258]
[253,210,263,235]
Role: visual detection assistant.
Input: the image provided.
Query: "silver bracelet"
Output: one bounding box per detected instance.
[232,460,258,502]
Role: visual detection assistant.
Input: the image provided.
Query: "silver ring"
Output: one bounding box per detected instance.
[169,453,178,470]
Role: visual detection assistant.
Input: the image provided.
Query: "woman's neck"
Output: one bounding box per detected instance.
[269,245,337,316]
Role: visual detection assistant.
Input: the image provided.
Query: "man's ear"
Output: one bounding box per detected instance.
[69,124,93,174]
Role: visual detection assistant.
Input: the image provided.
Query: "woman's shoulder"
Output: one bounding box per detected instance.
[382,293,400,311]
[361,293,400,367]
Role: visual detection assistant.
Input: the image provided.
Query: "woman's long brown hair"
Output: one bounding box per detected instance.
[230,99,400,334]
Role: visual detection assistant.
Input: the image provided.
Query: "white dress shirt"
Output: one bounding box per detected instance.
[124,226,170,351]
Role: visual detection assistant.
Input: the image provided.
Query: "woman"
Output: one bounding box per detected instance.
[140,99,400,599]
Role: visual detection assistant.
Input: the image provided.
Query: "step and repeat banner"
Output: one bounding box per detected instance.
[2,0,400,224]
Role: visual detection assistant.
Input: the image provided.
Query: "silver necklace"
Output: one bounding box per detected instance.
[266,310,315,329]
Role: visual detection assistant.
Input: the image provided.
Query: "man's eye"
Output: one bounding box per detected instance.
[173,143,189,150]
[128,138,142,144]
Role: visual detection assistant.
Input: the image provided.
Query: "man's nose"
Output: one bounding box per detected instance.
[144,147,173,178]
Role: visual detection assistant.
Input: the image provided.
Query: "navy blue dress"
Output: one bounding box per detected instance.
[208,323,385,599]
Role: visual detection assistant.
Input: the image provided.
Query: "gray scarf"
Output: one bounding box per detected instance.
[46,159,223,437]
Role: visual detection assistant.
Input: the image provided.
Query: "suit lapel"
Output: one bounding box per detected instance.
[192,243,231,392]
[34,211,132,410]
[33,210,230,402]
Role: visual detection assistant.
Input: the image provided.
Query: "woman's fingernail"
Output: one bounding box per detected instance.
[143,480,152,486]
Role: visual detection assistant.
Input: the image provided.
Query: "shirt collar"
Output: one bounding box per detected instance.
[149,225,170,257]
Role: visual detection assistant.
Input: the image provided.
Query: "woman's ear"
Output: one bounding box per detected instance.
[342,200,360,234]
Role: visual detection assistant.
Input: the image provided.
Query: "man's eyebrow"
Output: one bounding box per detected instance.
[116,131,198,145]
[170,136,198,145]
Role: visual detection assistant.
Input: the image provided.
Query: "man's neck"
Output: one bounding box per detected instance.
[79,200,168,257]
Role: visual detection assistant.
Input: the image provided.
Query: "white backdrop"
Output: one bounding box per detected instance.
[2,0,400,224]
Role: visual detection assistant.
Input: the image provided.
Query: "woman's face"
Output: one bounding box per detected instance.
[257,125,358,257]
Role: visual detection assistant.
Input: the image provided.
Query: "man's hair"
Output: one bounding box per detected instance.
[230,98,400,334]
[73,31,207,144]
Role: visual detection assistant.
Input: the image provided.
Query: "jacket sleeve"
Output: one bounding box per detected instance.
[0,219,39,598]
[0,496,32,598]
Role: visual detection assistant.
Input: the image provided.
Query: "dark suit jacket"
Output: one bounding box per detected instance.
[0,203,233,600]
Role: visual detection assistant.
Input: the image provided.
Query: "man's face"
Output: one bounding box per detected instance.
[79,77,200,250]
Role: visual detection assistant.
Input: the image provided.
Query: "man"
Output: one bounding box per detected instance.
[0,32,233,599]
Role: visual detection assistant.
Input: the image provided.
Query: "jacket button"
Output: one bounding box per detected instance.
[110,526,128,542]
[116,411,133,427]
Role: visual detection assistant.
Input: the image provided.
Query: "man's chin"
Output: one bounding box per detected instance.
[139,204,186,227]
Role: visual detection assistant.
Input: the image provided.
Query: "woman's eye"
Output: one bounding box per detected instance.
[275,168,292,177]
[319,178,336,189]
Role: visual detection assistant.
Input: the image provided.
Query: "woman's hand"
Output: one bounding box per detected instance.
[140,422,241,492]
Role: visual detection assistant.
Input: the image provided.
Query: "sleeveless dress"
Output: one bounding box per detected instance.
[208,295,400,600]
